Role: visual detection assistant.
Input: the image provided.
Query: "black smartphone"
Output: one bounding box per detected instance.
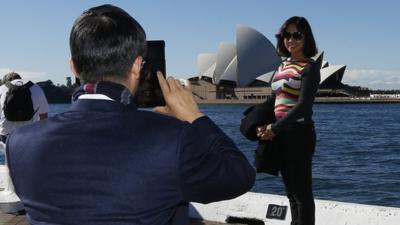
[135,40,166,108]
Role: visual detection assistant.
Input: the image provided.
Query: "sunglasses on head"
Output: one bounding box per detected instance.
[277,31,304,40]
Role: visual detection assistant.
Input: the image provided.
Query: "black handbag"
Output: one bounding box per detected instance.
[254,140,280,176]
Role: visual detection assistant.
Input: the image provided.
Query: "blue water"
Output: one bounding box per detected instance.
[199,104,400,208]
[7,104,400,208]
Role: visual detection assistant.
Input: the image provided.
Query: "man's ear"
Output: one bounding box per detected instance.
[131,56,143,80]
[69,59,80,78]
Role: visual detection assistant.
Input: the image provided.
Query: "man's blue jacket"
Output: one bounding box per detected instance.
[6,93,255,225]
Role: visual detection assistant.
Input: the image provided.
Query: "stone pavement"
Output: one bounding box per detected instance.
[0,213,239,225]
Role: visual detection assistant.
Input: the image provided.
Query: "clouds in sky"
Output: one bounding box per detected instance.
[342,69,400,90]
[0,68,47,82]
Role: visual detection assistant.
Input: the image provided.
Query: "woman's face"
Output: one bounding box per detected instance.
[283,23,305,58]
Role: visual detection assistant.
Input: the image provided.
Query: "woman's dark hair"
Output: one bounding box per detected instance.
[276,16,317,58]
[70,4,147,82]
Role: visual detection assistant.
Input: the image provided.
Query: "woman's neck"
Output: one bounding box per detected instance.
[289,54,308,62]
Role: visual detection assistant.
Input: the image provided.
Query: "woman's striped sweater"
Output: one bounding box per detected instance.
[271,61,310,119]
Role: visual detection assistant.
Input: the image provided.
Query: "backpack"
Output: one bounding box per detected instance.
[3,81,35,121]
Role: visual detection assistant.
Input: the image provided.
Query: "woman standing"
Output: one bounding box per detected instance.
[257,16,320,225]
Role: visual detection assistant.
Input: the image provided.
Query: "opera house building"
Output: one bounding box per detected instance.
[190,25,348,101]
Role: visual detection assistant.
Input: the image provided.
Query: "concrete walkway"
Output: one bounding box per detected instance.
[0,213,237,225]
[0,214,26,225]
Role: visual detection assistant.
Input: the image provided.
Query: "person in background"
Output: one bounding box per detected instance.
[6,4,255,225]
[257,16,321,225]
[0,72,48,143]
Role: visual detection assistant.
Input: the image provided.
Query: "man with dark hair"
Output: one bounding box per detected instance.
[3,72,22,83]
[0,72,48,143]
[6,4,255,225]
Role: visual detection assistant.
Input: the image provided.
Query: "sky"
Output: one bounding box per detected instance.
[0,0,399,90]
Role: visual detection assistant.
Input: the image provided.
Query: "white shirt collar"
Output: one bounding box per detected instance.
[10,79,24,86]
[78,94,115,101]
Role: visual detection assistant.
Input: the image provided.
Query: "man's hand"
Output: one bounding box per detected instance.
[153,72,204,123]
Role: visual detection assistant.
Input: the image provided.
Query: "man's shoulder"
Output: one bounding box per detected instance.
[9,108,188,140]
[6,120,42,148]
[60,107,187,131]
[29,83,45,94]
[133,109,188,129]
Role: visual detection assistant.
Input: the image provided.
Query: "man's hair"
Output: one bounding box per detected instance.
[275,16,318,58]
[70,4,147,82]
[3,72,22,83]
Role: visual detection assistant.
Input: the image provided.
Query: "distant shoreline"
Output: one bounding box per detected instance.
[196,97,400,105]
[47,97,400,105]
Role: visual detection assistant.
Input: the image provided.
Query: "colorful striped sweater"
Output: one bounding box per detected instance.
[270,60,320,134]
[271,61,309,118]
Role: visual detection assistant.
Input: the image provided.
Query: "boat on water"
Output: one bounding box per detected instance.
[1,143,399,224]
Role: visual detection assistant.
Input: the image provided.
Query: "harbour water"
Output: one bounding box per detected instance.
[3,103,400,208]
[200,103,400,208]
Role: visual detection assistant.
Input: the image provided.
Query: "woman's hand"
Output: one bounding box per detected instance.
[256,124,275,141]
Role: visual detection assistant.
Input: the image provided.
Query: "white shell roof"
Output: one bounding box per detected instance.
[236,25,281,87]
[322,61,329,68]
[218,56,237,84]
[313,51,324,69]
[313,51,324,60]
[320,64,346,83]
[256,71,275,83]
[197,53,216,78]
[213,43,236,83]
[202,63,216,79]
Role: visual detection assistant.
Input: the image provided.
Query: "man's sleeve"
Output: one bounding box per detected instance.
[33,85,49,114]
[177,116,256,204]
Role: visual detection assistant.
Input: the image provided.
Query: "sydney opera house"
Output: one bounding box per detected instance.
[190,25,348,101]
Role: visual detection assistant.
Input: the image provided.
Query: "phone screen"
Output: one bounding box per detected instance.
[135,40,166,108]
